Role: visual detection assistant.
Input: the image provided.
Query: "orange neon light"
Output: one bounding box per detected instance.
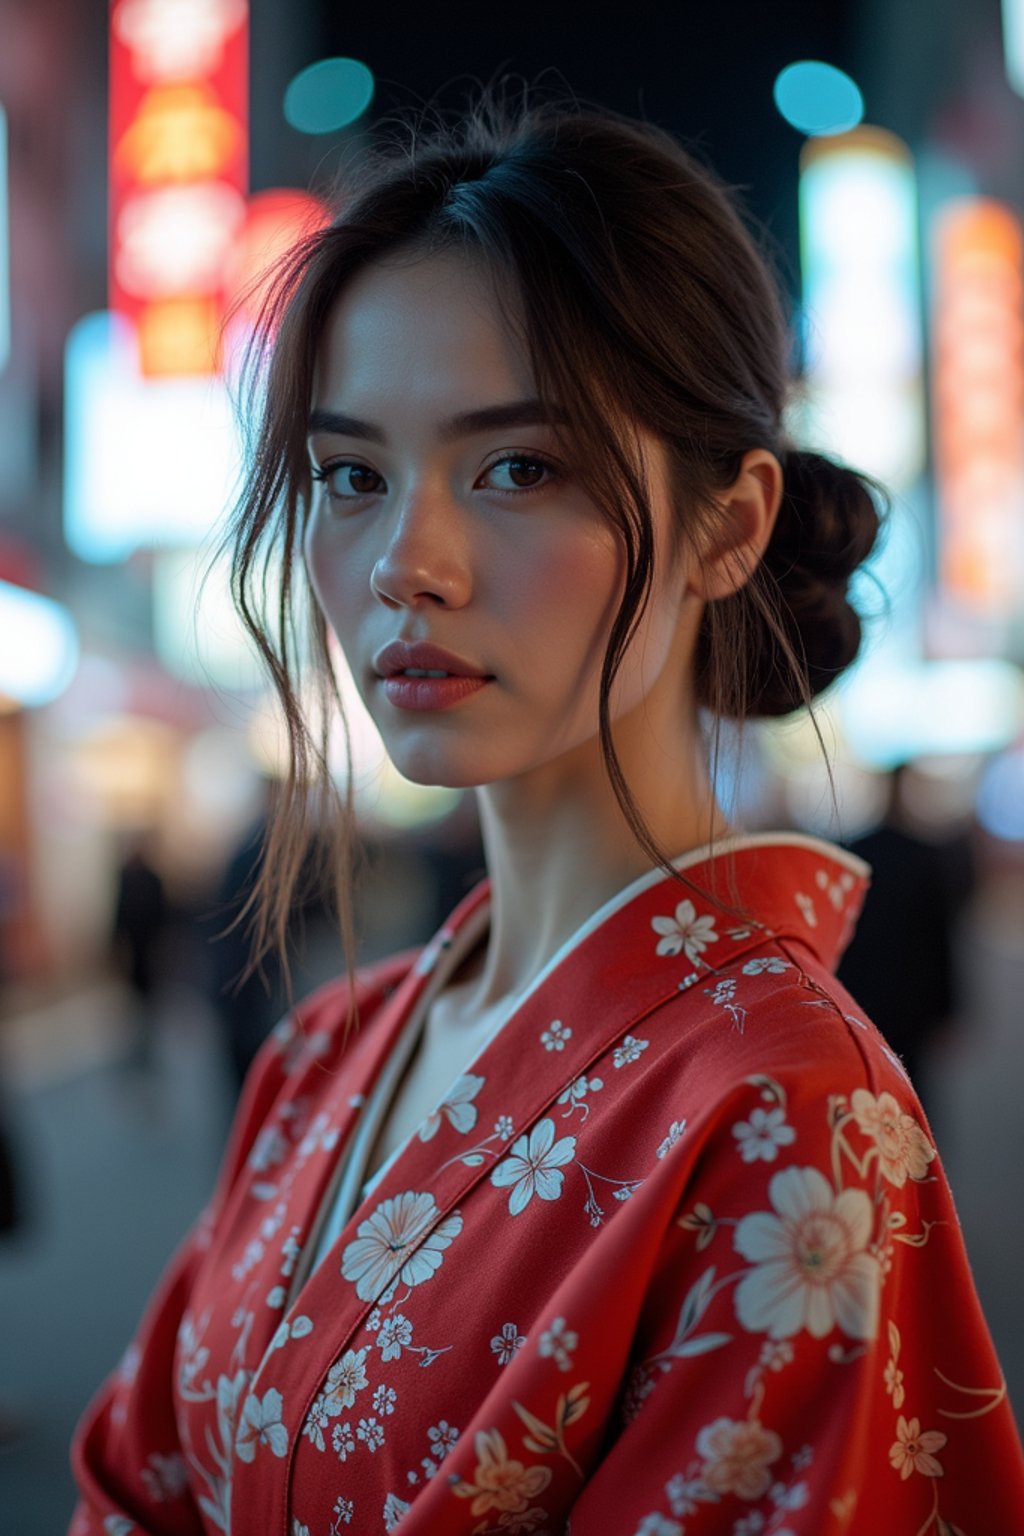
[115,83,243,184]
[931,199,1024,615]
[138,295,221,375]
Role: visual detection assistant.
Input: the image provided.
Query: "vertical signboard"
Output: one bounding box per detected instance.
[930,199,1024,626]
[797,126,925,493]
[109,0,248,376]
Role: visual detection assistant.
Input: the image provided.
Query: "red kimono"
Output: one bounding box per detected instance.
[70,833,1024,1535]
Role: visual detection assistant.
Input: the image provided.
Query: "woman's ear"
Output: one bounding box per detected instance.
[685,448,784,602]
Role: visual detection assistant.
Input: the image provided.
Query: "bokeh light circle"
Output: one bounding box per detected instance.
[283,57,374,135]
[774,60,864,136]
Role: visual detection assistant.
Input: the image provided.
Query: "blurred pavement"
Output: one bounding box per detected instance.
[0,979,234,1534]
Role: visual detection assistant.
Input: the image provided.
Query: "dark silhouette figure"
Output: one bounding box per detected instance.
[207,795,487,1093]
[113,843,168,1001]
[207,816,342,1091]
[112,841,169,1072]
[838,764,976,1109]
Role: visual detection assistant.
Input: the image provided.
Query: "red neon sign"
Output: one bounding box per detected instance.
[109,0,248,376]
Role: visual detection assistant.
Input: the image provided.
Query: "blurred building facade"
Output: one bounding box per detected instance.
[0,0,1021,1009]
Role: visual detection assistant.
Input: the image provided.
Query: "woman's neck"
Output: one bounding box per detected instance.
[447,725,731,1022]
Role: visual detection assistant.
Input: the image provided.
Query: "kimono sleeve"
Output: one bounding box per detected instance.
[567,1065,1024,1535]
[67,965,398,1536]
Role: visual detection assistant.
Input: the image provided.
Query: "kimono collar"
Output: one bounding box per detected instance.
[422,831,872,994]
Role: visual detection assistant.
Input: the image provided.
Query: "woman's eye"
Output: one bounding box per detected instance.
[482,453,559,495]
[311,452,560,504]
[311,461,382,500]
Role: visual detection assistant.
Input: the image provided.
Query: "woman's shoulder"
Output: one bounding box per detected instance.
[654,927,913,1112]
[271,944,424,1065]
[297,945,423,1025]
[212,944,425,1199]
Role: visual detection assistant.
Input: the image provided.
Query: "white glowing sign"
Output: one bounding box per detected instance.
[797,127,925,492]
[839,656,1024,764]
[0,579,79,707]
[115,0,248,80]
[63,310,244,562]
[116,182,245,296]
[152,545,266,691]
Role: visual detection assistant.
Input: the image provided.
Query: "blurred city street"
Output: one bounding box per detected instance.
[1,884,1023,1534]
[0,976,235,1534]
[2,0,1024,1527]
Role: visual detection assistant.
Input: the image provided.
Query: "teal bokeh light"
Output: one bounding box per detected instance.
[284,57,375,135]
[774,60,864,136]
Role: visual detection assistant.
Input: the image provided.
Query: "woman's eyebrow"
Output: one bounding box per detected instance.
[307,400,567,444]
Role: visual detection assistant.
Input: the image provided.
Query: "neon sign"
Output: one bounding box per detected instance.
[930,199,1024,620]
[109,0,248,376]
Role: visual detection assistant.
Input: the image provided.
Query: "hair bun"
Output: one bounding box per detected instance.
[742,448,886,717]
[771,448,882,584]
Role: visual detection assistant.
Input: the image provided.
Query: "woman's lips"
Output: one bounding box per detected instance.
[380,674,493,711]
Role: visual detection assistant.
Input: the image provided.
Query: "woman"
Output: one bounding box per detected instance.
[70,81,1024,1534]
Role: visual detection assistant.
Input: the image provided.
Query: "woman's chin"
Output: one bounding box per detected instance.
[384,748,497,792]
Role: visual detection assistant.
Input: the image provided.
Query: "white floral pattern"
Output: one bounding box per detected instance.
[491,1321,526,1365]
[815,866,856,910]
[733,1166,881,1340]
[323,1348,368,1412]
[538,1314,578,1372]
[651,899,720,960]
[418,1073,485,1141]
[732,1107,796,1163]
[613,1034,649,1068]
[235,1388,288,1463]
[540,1019,572,1051]
[140,1451,187,1501]
[633,1515,682,1536]
[657,1119,687,1159]
[558,1074,604,1120]
[490,1118,577,1215]
[341,1192,463,1301]
[375,1313,413,1361]
[742,956,790,977]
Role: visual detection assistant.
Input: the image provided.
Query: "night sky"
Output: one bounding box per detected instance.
[248,0,862,313]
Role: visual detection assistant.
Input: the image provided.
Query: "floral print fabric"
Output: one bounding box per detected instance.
[69,836,1024,1534]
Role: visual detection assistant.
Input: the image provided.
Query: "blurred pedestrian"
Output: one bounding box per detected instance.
[838,762,976,1110]
[111,836,167,1070]
[207,809,335,1090]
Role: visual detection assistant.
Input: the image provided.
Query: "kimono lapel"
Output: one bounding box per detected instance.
[231,834,869,1526]
[203,883,491,1374]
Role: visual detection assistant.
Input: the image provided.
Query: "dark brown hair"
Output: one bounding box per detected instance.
[224,74,888,1011]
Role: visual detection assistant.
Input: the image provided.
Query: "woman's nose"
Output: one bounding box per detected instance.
[369,493,474,609]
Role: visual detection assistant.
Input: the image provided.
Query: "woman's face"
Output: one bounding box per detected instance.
[303,249,701,790]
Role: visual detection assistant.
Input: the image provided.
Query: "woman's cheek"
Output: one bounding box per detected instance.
[519,530,620,644]
[302,516,332,612]
[304,524,361,641]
